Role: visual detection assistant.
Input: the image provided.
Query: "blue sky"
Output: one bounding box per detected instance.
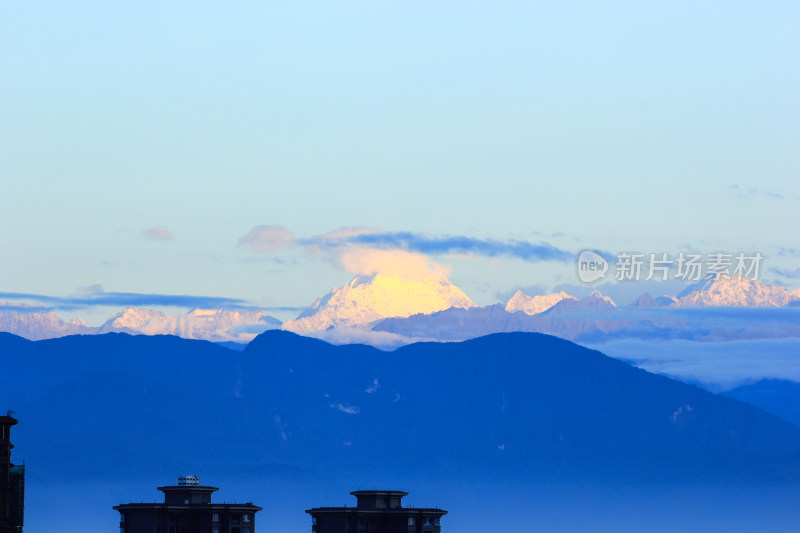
[2,1,800,323]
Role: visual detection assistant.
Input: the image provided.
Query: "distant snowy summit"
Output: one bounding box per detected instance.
[0,303,92,340]
[676,276,798,308]
[504,289,615,315]
[283,273,475,333]
[505,290,576,315]
[99,307,282,343]
[545,289,616,313]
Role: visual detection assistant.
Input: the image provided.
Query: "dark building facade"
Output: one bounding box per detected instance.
[0,413,23,533]
[114,476,261,533]
[7,467,22,533]
[306,491,446,533]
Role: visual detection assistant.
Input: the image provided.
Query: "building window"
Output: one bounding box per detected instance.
[243,514,251,522]
[424,517,432,526]
[408,517,416,525]
[212,513,220,522]
[243,529,250,533]
[312,517,317,525]
[212,528,219,533]
[120,514,125,522]
[434,518,440,525]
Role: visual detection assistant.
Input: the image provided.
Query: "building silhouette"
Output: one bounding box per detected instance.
[306,490,446,533]
[114,476,261,533]
[0,412,23,533]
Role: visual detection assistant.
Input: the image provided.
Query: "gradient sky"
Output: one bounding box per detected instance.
[2,1,799,323]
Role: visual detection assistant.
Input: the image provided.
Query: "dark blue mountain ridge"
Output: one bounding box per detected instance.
[2,330,799,486]
[724,379,800,427]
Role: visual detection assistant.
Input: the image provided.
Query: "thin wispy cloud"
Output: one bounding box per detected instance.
[324,232,573,262]
[0,291,258,311]
[237,225,298,253]
[237,225,574,280]
[142,226,174,242]
[75,284,104,294]
[729,184,790,200]
[776,247,800,258]
[0,303,50,313]
[773,267,800,280]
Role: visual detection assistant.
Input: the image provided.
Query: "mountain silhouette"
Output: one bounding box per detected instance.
[2,330,799,485]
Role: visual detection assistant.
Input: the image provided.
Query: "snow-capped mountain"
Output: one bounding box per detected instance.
[98,307,282,343]
[99,307,170,333]
[677,276,796,307]
[0,303,95,340]
[543,290,616,313]
[505,290,576,315]
[283,273,475,333]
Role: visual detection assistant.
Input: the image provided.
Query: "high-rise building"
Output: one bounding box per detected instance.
[0,412,23,533]
[306,490,446,533]
[114,476,261,533]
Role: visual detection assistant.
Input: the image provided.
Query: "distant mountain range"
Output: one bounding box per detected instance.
[0,305,281,343]
[1,275,799,344]
[98,307,282,343]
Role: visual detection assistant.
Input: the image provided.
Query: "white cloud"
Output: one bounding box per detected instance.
[585,337,800,391]
[303,226,450,280]
[142,226,174,242]
[238,225,297,253]
[337,247,450,280]
[75,284,104,294]
[239,224,572,282]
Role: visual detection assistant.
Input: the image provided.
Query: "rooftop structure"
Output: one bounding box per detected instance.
[114,476,261,533]
[306,490,446,533]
